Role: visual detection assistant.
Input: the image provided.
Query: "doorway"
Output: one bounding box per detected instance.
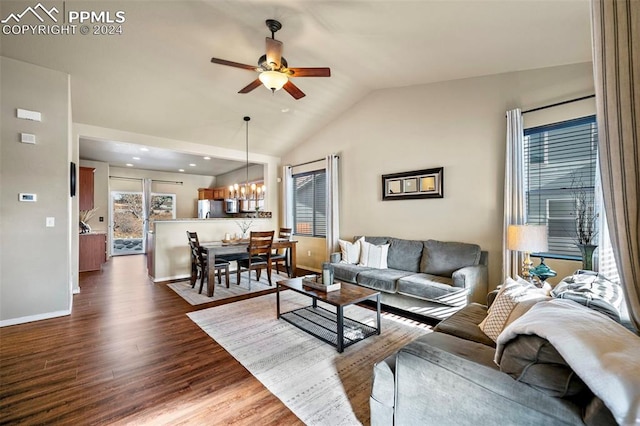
[110,191,177,256]
[110,191,144,255]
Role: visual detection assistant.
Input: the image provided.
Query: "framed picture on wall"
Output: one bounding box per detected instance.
[382,167,443,200]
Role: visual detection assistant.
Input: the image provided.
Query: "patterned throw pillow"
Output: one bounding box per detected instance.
[479,277,550,342]
[359,241,389,269]
[339,237,364,264]
[551,272,623,322]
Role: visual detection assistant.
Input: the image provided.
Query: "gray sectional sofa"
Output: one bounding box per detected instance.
[370,297,617,426]
[330,236,488,321]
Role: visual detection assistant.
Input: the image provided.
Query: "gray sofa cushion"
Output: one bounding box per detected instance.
[356,268,413,293]
[397,273,467,307]
[434,302,495,347]
[333,263,373,283]
[386,238,423,273]
[420,239,481,277]
[499,334,588,398]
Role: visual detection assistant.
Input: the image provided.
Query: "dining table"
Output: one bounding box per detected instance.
[200,238,298,297]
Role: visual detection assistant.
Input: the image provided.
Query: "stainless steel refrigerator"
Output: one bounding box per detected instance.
[198,200,226,218]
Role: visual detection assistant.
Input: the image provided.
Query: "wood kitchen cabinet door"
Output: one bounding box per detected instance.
[79,167,95,210]
[79,233,107,272]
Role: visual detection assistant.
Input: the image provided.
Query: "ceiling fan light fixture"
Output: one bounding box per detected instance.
[259,70,288,92]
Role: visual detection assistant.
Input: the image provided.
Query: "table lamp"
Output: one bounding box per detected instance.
[507,224,548,280]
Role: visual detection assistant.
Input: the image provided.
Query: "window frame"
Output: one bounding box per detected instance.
[524,115,598,260]
[292,169,326,238]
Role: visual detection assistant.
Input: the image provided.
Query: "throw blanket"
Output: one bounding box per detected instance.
[495,299,640,426]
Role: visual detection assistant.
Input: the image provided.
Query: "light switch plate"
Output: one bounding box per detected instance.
[46,217,55,227]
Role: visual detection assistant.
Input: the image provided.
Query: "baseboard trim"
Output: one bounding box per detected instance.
[153,274,190,283]
[0,309,71,328]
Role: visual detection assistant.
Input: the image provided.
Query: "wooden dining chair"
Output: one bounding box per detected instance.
[271,227,292,277]
[187,231,229,293]
[236,230,274,290]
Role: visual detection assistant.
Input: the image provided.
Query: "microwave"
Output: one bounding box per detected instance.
[224,198,238,214]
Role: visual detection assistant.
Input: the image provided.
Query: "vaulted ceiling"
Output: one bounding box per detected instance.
[1,0,593,171]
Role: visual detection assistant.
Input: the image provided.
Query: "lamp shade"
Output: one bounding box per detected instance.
[507,224,548,253]
[259,70,288,91]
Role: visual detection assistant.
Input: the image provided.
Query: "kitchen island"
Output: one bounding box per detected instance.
[148,217,276,282]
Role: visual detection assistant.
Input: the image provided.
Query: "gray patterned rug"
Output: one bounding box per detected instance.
[188,291,431,425]
[167,271,286,305]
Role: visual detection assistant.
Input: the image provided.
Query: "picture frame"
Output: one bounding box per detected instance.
[382,167,443,200]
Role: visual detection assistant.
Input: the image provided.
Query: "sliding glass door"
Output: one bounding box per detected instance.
[109,191,176,256]
[111,191,144,256]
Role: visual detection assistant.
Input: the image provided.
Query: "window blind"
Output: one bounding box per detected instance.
[524,115,598,257]
[293,170,326,237]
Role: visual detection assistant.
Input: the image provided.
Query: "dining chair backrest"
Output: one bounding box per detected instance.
[278,227,293,240]
[187,231,205,264]
[187,231,200,247]
[248,231,274,258]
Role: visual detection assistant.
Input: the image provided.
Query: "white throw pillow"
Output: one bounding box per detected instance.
[479,277,550,342]
[359,241,389,269]
[339,237,364,264]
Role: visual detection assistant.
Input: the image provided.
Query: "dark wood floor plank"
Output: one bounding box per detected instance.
[0,255,302,425]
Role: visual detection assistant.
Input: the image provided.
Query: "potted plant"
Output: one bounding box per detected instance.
[572,175,599,270]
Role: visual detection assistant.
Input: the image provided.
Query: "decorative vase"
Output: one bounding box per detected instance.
[577,244,598,271]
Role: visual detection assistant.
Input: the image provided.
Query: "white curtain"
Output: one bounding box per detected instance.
[282,166,293,230]
[591,0,640,330]
[503,109,526,280]
[142,178,152,253]
[325,154,340,256]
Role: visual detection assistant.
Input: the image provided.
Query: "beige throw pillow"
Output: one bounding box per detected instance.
[339,237,364,264]
[359,240,389,269]
[479,277,550,342]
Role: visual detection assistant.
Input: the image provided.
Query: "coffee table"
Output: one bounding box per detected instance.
[276,277,381,353]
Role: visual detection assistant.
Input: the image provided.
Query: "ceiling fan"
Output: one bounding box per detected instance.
[210,19,331,100]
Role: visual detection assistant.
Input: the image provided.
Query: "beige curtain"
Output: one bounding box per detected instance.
[503,109,525,280]
[591,0,640,329]
[325,154,340,256]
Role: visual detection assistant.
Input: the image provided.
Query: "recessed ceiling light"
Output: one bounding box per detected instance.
[203,156,211,160]
[126,163,134,167]
[281,108,290,113]
[189,163,196,167]
[140,147,149,152]
[178,169,185,172]
[133,156,140,160]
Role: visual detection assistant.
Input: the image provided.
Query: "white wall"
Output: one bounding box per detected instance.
[1,57,72,325]
[282,62,594,289]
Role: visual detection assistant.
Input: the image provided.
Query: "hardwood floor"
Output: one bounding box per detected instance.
[0,255,303,425]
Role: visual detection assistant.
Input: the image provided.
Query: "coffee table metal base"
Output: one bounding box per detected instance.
[279,305,379,352]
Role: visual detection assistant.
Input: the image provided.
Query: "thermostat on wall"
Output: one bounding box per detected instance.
[19,193,37,202]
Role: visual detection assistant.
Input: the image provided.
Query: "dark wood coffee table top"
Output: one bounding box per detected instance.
[276,277,379,307]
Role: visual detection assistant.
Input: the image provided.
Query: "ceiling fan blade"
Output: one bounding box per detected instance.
[211,57,257,71]
[283,81,306,100]
[288,67,331,77]
[265,37,283,70]
[238,79,263,94]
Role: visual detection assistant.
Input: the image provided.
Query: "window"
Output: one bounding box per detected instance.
[524,115,597,258]
[293,170,326,237]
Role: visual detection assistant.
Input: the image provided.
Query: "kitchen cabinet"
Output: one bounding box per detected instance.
[199,187,228,200]
[198,188,214,200]
[79,167,95,210]
[79,233,107,272]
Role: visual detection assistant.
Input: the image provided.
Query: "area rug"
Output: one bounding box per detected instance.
[187,291,432,425]
[167,271,286,305]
